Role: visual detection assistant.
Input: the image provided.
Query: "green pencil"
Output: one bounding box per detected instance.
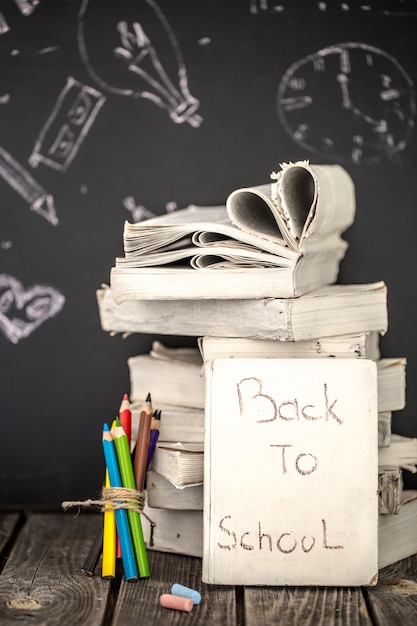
[113,418,150,578]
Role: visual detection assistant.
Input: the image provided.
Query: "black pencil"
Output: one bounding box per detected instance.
[81,523,104,576]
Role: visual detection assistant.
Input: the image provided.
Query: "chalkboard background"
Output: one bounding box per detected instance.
[1,0,416,508]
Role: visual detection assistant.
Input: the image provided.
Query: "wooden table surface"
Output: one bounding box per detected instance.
[0,512,416,625]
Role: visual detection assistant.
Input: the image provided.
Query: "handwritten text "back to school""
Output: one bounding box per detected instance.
[236,378,343,424]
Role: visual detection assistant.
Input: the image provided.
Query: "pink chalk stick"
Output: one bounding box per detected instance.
[160,594,193,612]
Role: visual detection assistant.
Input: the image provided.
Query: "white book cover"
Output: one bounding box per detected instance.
[97,280,387,341]
[203,358,378,586]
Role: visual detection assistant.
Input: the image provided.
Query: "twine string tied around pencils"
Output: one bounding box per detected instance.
[62,485,157,547]
[62,485,152,522]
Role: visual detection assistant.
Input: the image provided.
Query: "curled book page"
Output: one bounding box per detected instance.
[274,160,317,241]
[275,160,356,244]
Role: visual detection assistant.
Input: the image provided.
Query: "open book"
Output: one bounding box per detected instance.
[111,160,356,299]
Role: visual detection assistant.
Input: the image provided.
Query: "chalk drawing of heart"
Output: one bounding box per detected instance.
[0,274,65,344]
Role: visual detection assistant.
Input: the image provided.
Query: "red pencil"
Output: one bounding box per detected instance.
[119,393,132,449]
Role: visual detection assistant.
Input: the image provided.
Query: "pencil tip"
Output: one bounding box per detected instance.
[103,423,109,431]
[123,393,129,400]
[146,392,152,402]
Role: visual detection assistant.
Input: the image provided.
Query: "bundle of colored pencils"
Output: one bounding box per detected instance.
[82,392,160,580]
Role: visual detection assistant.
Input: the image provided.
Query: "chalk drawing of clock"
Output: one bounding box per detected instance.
[277,43,416,164]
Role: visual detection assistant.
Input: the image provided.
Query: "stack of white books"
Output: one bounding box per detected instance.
[98,160,415,584]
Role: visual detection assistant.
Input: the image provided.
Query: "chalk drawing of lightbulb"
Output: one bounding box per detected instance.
[77,0,202,127]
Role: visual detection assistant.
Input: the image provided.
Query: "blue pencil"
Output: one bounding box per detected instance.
[102,423,138,581]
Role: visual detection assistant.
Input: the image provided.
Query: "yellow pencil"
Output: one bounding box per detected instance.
[102,470,116,578]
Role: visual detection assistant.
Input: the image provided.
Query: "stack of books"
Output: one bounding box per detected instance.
[98,160,416,583]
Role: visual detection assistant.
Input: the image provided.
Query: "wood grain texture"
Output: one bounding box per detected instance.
[0,513,20,557]
[0,513,111,626]
[244,586,372,626]
[364,557,417,625]
[113,550,238,625]
[0,512,416,625]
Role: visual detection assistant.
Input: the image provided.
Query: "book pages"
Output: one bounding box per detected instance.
[111,160,356,298]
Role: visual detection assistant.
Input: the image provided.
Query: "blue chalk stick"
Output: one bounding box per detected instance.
[171,583,201,605]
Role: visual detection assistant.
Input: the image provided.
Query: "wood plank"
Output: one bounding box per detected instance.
[244,586,372,626]
[364,556,417,625]
[113,551,238,625]
[0,511,416,626]
[0,513,20,556]
[0,513,111,626]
